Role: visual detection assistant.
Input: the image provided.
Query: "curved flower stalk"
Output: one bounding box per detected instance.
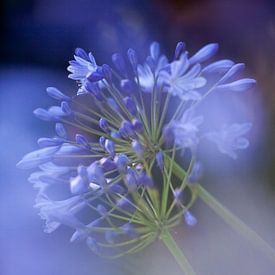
[17,41,274,274]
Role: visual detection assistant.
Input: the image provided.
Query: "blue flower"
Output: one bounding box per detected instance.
[170,108,203,149]
[137,42,168,92]
[67,48,97,82]
[161,53,206,100]
[35,195,86,233]
[206,123,252,159]
[17,41,255,259]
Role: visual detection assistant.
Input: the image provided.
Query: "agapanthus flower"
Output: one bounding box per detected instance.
[18,41,271,274]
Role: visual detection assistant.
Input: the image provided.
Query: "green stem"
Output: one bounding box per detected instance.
[161,230,196,275]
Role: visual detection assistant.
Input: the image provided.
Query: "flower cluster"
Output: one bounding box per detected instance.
[17,41,254,258]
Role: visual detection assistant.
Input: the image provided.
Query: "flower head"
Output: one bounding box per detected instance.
[17,41,254,258]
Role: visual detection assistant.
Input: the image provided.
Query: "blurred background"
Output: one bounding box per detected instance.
[1,0,275,274]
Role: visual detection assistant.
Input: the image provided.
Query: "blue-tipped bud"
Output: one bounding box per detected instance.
[107,97,120,112]
[33,108,52,121]
[121,223,138,238]
[75,134,90,149]
[173,188,183,204]
[183,211,198,226]
[112,53,126,76]
[37,137,64,147]
[100,157,116,172]
[99,118,109,132]
[189,43,219,65]
[109,183,125,194]
[87,70,104,82]
[84,82,103,101]
[162,124,175,145]
[117,197,135,213]
[174,41,185,60]
[125,171,137,192]
[99,136,105,148]
[114,154,129,173]
[120,79,136,95]
[46,87,71,101]
[138,173,154,188]
[188,162,203,183]
[156,151,164,171]
[150,41,160,61]
[121,120,135,138]
[110,131,120,139]
[132,119,144,134]
[55,123,67,138]
[127,48,138,71]
[86,237,99,253]
[97,204,107,216]
[131,140,144,159]
[104,139,115,157]
[75,47,89,59]
[102,64,112,82]
[87,162,106,187]
[123,97,137,116]
[61,101,72,115]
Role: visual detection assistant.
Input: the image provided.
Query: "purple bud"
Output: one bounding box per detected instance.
[33,108,52,121]
[84,82,103,101]
[107,97,120,112]
[125,172,137,192]
[99,136,105,148]
[132,119,144,134]
[61,101,72,115]
[87,162,106,187]
[37,137,64,147]
[46,87,71,101]
[132,140,144,159]
[75,134,90,149]
[123,97,137,116]
[120,79,136,95]
[55,123,67,138]
[150,41,160,61]
[109,183,125,194]
[74,48,89,60]
[112,53,126,75]
[99,118,109,132]
[162,124,175,145]
[127,48,138,71]
[110,131,120,139]
[156,151,164,171]
[114,154,129,173]
[174,41,185,60]
[104,139,115,157]
[102,64,112,82]
[138,173,154,188]
[183,211,197,226]
[87,71,104,82]
[121,120,135,138]
[100,157,116,171]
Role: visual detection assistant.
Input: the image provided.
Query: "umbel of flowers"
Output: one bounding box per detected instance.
[18,41,273,274]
